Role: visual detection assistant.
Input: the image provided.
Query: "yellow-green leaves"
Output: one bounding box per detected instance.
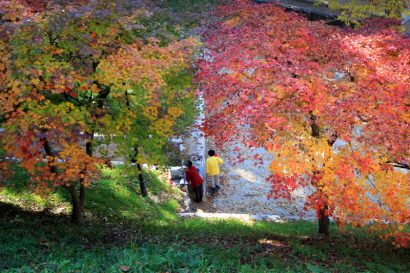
[0,0,199,202]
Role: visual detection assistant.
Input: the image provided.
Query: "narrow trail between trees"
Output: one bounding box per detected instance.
[181,0,331,222]
[185,138,317,221]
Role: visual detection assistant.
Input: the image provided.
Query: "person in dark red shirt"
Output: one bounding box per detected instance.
[185,160,204,203]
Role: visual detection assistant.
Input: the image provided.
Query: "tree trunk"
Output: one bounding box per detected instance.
[43,134,93,225]
[65,132,93,224]
[309,114,334,237]
[138,163,148,197]
[62,184,86,225]
[42,137,58,173]
[318,204,330,236]
[310,114,320,138]
[132,147,148,197]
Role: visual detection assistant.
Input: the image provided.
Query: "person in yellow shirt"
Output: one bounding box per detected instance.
[206,150,224,190]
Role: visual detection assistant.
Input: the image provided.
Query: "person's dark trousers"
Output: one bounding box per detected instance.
[193,184,203,202]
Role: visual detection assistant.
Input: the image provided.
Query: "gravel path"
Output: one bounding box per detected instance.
[190,138,317,221]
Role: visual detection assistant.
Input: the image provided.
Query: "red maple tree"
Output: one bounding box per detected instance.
[197,0,410,246]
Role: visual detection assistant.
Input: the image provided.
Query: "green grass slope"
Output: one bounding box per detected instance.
[1,165,409,272]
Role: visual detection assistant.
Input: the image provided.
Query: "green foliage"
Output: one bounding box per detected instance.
[323,0,409,23]
[158,0,220,12]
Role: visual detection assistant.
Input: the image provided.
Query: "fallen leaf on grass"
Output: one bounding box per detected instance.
[119,265,131,272]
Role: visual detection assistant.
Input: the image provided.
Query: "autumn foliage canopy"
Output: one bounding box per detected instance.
[197,0,410,246]
[0,0,200,223]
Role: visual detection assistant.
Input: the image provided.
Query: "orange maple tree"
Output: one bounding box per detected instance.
[0,0,200,224]
[197,0,410,246]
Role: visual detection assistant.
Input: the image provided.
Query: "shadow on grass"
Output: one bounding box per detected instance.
[1,165,410,272]
[0,200,300,271]
[2,199,410,272]
[1,165,182,222]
